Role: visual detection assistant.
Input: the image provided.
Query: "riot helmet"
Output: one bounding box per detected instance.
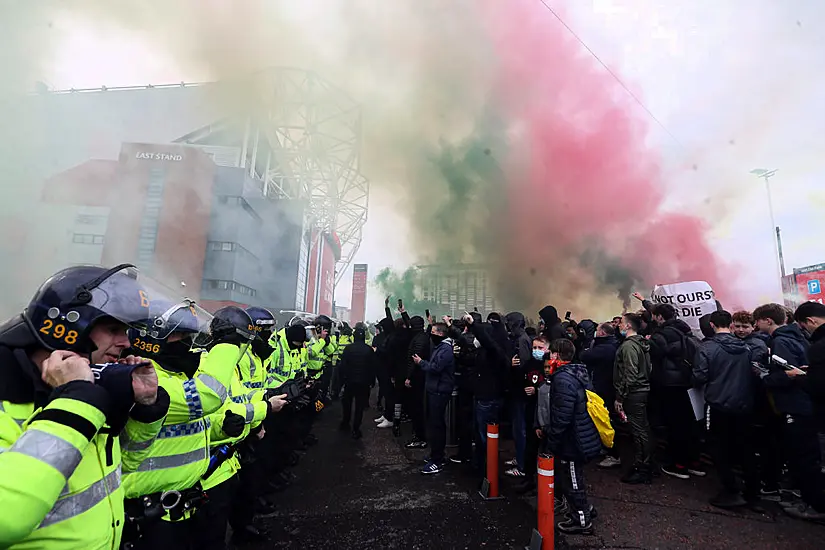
[246,306,276,358]
[22,263,151,356]
[211,306,255,350]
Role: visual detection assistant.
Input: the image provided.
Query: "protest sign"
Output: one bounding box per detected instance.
[650,281,716,336]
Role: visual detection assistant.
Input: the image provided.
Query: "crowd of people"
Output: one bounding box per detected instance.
[361,294,825,535]
[0,263,350,549]
[4,262,825,547]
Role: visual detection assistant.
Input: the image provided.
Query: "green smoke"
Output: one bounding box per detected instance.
[373,267,442,320]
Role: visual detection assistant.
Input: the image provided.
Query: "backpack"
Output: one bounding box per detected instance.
[680,332,701,370]
[585,390,615,448]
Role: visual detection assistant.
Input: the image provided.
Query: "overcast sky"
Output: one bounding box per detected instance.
[37,0,825,319]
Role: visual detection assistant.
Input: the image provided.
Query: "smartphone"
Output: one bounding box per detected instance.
[425,309,430,319]
[397,298,403,309]
[564,311,572,320]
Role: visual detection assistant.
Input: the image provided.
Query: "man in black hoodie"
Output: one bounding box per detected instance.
[404,314,431,448]
[539,305,567,341]
[649,303,704,479]
[504,312,533,477]
[693,310,759,508]
[754,303,825,520]
[465,313,507,474]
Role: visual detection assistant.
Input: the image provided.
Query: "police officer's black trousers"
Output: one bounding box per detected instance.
[193,474,240,550]
[131,516,197,550]
[229,443,262,530]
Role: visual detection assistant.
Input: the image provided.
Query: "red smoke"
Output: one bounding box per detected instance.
[480,0,736,303]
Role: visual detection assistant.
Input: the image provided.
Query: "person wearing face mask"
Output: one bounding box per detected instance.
[414,323,455,474]
[257,321,308,495]
[613,313,654,485]
[504,312,532,479]
[121,300,252,550]
[513,336,549,493]
[0,264,169,550]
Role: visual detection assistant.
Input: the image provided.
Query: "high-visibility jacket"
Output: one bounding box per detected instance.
[239,349,268,429]
[201,362,268,491]
[0,347,168,549]
[265,329,307,389]
[333,334,353,365]
[307,337,336,380]
[122,344,239,500]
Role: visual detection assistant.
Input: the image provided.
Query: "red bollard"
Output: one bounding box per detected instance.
[527,454,555,550]
[478,423,504,501]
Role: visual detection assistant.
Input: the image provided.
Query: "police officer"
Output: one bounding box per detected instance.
[194,306,287,550]
[262,320,309,491]
[330,322,354,401]
[307,315,336,431]
[0,264,170,549]
[121,298,246,549]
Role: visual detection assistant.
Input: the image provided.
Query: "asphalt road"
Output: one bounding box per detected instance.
[252,403,824,549]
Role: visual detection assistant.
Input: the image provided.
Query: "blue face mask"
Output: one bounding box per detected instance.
[532,349,545,361]
[620,330,628,337]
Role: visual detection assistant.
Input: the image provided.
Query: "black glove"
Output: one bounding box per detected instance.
[222,410,246,437]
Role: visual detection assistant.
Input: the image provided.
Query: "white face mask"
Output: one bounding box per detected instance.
[473,338,481,349]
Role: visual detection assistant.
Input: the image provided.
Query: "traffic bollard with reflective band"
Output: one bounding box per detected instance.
[479,423,504,500]
[446,389,458,448]
[527,454,554,550]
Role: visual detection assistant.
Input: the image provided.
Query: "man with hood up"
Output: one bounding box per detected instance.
[504,312,533,477]
[692,310,759,509]
[614,313,654,484]
[539,305,567,342]
[372,317,396,429]
[404,314,431,448]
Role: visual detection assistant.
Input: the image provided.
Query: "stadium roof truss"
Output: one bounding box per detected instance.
[175,68,369,285]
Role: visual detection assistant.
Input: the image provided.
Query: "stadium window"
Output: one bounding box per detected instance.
[221,242,233,251]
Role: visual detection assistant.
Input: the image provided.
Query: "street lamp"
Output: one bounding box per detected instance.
[750,168,784,294]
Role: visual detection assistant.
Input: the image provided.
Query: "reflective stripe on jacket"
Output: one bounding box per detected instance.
[122,345,239,498]
[0,388,123,549]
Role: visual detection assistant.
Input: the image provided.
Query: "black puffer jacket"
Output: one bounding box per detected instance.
[693,333,754,414]
[763,324,813,416]
[649,318,693,388]
[580,335,619,405]
[543,363,601,463]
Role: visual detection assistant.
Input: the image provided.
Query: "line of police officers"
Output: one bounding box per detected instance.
[0,264,351,549]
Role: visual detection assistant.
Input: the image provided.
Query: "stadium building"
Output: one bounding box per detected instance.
[25,69,368,315]
[417,264,498,317]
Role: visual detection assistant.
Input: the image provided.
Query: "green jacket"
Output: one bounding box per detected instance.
[613,335,652,401]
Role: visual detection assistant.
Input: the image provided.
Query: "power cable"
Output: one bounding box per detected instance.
[537,0,684,147]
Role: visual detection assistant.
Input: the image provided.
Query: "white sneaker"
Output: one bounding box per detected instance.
[374,416,386,423]
[504,458,518,467]
[376,419,393,428]
[598,456,622,469]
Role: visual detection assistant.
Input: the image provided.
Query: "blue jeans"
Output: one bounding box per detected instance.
[473,398,503,470]
[511,398,527,471]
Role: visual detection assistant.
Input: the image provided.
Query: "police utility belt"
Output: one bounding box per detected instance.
[125,482,207,524]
